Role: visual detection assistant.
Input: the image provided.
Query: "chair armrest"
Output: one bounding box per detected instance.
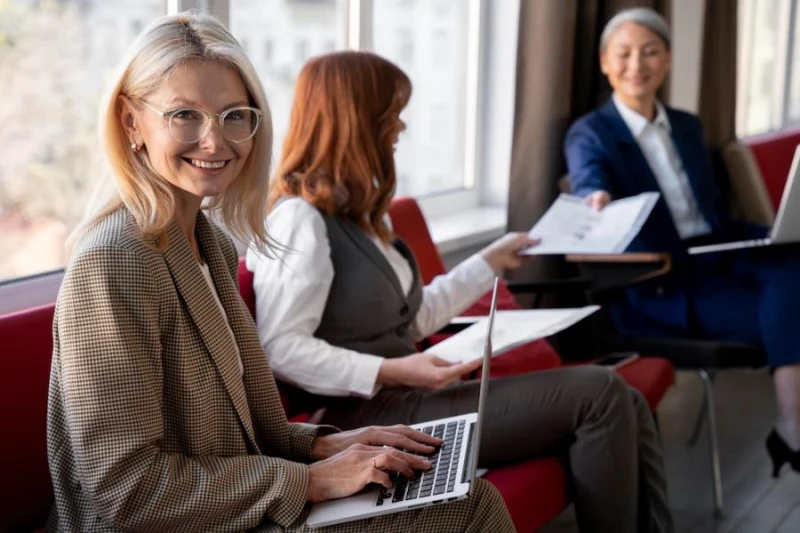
[565,252,670,264]
[505,277,592,295]
[565,253,672,293]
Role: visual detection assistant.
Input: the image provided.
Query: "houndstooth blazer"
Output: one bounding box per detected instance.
[46,208,330,532]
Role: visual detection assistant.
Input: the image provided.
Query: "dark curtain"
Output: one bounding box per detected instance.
[697,0,738,150]
[506,0,669,355]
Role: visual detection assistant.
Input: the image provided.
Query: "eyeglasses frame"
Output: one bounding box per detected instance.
[138,100,264,144]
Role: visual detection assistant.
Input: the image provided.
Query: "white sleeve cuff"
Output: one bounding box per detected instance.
[349,353,385,399]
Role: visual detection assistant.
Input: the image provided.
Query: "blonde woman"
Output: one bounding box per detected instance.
[46,13,513,532]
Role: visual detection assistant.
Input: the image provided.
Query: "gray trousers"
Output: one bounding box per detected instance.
[321,365,673,533]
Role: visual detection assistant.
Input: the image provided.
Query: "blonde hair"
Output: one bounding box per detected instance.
[70,12,274,254]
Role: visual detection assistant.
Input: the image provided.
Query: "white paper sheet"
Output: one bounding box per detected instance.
[521,192,659,255]
[425,306,600,364]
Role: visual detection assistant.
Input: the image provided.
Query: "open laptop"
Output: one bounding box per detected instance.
[306,277,500,528]
[689,145,800,255]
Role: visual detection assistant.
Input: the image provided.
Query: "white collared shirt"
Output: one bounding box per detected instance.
[245,196,495,399]
[612,94,711,239]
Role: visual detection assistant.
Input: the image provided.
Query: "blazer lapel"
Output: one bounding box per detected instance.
[163,216,259,451]
[666,109,717,224]
[337,218,407,301]
[597,98,663,194]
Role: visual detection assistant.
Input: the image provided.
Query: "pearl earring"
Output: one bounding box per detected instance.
[130,142,139,152]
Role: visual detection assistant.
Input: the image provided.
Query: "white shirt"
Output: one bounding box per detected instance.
[199,262,244,376]
[612,94,711,239]
[245,196,496,399]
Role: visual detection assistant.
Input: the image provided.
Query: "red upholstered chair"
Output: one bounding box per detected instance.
[744,128,800,210]
[388,196,675,412]
[0,304,57,532]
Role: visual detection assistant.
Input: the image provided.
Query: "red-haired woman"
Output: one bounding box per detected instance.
[247,51,673,533]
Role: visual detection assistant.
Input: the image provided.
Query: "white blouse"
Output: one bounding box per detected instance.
[245,196,495,399]
[612,94,711,239]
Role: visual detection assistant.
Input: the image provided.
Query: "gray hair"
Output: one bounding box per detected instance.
[600,7,671,52]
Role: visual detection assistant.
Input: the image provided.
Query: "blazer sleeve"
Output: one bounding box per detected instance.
[564,120,614,197]
[56,245,311,531]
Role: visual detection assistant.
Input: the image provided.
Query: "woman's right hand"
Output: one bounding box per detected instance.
[306,443,433,502]
[585,190,611,211]
[377,352,483,390]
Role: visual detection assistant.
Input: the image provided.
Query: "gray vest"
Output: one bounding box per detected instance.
[315,212,424,359]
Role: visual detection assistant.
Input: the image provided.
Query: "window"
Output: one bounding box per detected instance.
[264,39,274,64]
[0,0,495,289]
[230,0,346,172]
[737,0,800,136]
[373,0,474,198]
[0,0,163,282]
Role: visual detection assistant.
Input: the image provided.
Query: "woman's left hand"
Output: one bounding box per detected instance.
[480,232,539,271]
[311,424,443,461]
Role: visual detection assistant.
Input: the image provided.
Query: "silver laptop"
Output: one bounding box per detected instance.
[689,145,800,255]
[306,277,500,528]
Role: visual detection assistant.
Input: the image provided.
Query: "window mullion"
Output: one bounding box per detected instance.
[171,0,229,27]
[347,0,373,50]
[781,0,799,128]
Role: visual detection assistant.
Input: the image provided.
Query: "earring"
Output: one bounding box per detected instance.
[130,142,139,152]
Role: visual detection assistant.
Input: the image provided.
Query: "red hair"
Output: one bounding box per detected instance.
[270,51,411,241]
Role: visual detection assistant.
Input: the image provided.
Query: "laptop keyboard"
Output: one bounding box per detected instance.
[376,419,466,506]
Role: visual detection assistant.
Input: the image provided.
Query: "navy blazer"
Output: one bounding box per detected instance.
[564,98,761,330]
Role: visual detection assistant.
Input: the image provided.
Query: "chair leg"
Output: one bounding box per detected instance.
[687,370,716,447]
[697,369,724,517]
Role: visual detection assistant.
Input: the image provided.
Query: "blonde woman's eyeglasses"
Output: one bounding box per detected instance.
[140,100,263,144]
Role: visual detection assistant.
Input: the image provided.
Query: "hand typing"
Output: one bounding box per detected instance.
[311,424,442,461]
[306,444,434,503]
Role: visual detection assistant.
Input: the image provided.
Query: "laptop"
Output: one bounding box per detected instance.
[306,277,500,528]
[689,145,800,255]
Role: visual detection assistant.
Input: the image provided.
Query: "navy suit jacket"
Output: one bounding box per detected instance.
[564,98,763,331]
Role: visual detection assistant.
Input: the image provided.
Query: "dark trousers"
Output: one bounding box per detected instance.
[321,366,673,533]
[616,243,800,368]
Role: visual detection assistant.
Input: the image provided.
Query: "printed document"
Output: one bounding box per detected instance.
[426,306,600,364]
[521,192,659,255]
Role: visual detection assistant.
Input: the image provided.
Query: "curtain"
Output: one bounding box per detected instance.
[697,0,738,150]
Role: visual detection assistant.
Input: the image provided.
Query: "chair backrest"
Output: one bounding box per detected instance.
[0,304,56,532]
[237,257,310,422]
[721,140,776,225]
[744,128,800,210]
[387,196,447,284]
[388,197,562,375]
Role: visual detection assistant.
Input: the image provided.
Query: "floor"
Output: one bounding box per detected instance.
[541,369,800,532]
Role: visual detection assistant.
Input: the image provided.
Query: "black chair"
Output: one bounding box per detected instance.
[566,252,766,517]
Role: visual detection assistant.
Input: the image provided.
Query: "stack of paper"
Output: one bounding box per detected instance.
[425,306,600,364]
[521,192,659,255]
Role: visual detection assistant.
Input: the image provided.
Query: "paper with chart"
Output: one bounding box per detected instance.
[521,192,659,255]
[426,306,600,364]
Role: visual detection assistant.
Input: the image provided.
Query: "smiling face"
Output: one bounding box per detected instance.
[600,22,671,108]
[120,59,253,209]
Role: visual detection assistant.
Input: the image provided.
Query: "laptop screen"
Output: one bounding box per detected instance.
[468,276,498,483]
